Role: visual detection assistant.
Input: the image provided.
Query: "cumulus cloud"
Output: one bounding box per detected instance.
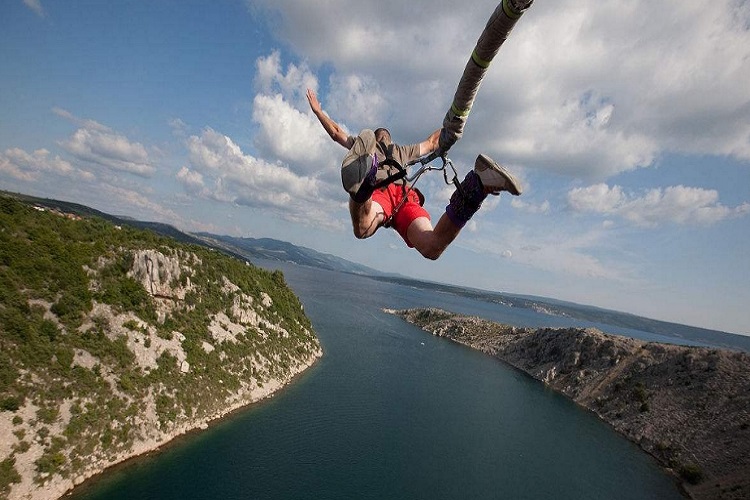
[251,53,344,180]
[180,128,343,230]
[252,0,750,179]
[61,128,154,177]
[252,93,340,174]
[0,147,93,182]
[54,108,156,177]
[492,0,750,177]
[511,198,550,214]
[176,166,204,192]
[1,151,39,182]
[255,51,317,107]
[327,73,388,130]
[568,183,750,227]
[250,0,480,75]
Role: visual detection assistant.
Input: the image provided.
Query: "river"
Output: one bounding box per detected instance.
[71,261,682,499]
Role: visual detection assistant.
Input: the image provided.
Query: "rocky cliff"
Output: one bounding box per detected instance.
[390,308,750,500]
[0,197,322,500]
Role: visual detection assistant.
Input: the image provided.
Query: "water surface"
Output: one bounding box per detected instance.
[72,262,682,500]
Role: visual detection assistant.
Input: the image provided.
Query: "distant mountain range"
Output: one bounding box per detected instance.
[6,190,748,352]
[3,191,379,274]
[186,235,748,351]
[194,233,389,277]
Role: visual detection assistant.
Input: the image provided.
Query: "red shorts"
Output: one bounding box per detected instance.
[371,184,430,247]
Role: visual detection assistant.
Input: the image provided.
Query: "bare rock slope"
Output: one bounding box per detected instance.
[391,308,750,500]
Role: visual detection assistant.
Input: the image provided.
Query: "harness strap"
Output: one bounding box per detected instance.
[371,156,406,228]
[382,183,414,229]
[374,151,457,229]
[373,158,408,190]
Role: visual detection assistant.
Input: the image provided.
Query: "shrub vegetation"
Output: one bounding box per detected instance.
[0,195,319,487]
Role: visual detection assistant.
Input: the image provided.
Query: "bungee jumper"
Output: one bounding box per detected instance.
[307,0,533,260]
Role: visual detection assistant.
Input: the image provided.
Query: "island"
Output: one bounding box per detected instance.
[389,308,750,500]
[0,196,322,500]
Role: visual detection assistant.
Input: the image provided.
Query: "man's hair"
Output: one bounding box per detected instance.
[374,128,392,145]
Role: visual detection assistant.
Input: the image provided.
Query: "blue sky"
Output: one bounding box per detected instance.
[2,0,749,335]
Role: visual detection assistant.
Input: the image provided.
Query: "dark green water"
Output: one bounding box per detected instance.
[72,262,682,500]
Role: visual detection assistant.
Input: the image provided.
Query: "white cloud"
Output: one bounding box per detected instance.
[52,107,110,133]
[327,73,388,130]
[511,198,550,214]
[61,128,154,177]
[183,128,344,230]
[176,166,205,192]
[53,108,156,177]
[0,147,93,182]
[255,51,317,108]
[1,151,37,182]
[252,93,341,175]
[568,183,750,227]
[251,0,750,180]
[251,53,345,180]
[23,0,44,17]
[250,0,480,75]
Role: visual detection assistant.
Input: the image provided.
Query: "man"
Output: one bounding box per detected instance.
[306,88,521,260]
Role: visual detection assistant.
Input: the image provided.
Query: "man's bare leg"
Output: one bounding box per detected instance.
[349,198,385,239]
[407,154,523,260]
[407,215,461,261]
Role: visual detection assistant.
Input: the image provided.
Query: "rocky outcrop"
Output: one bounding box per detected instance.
[390,308,750,500]
[1,237,321,500]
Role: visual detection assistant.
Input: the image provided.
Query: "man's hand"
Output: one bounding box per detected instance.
[306,88,354,149]
[306,88,323,115]
[419,128,442,157]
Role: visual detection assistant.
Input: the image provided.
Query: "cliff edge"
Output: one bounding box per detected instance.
[390,308,750,500]
[0,197,322,500]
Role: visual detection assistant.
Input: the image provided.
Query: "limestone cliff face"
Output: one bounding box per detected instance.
[0,199,322,500]
[128,249,197,300]
[391,308,750,500]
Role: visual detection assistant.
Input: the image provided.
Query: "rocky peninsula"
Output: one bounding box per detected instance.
[0,197,322,500]
[389,308,750,500]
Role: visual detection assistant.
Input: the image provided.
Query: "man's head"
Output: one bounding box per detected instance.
[374,128,392,146]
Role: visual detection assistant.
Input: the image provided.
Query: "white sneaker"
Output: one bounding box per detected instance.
[474,154,522,196]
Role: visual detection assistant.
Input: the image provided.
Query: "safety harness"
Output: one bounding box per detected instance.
[370,144,463,228]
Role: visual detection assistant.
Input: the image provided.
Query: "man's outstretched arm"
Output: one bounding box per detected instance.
[307,88,354,149]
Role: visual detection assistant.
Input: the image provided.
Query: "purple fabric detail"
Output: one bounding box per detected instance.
[366,154,378,183]
[445,203,466,228]
[462,170,486,205]
[352,154,380,203]
[445,170,487,227]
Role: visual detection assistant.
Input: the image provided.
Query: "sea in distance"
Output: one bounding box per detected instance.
[71,260,694,500]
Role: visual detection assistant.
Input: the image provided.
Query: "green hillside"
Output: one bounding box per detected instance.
[0,195,321,499]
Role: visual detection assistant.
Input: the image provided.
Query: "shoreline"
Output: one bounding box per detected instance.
[388,308,750,500]
[19,350,322,500]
